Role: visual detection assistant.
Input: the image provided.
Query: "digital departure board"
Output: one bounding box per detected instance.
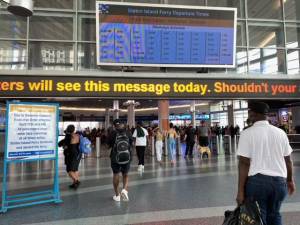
[96,1,237,68]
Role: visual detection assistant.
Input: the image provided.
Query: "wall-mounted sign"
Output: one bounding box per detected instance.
[6,103,58,160]
[96,1,237,67]
[169,114,210,120]
[0,75,299,99]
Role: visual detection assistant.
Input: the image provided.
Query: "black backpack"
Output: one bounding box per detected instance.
[114,131,131,165]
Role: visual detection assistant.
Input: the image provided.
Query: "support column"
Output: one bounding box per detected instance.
[113,100,119,120]
[158,100,169,132]
[123,100,139,129]
[190,100,196,128]
[104,108,110,130]
[227,103,234,127]
[127,103,135,129]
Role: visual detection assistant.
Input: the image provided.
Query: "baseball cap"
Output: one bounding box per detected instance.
[248,101,269,115]
[113,119,122,125]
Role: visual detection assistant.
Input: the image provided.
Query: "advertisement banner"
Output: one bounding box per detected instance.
[0,75,299,99]
[6,103,58,160]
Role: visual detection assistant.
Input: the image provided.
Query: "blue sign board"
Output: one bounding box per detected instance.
[1,102,62,213]
[169,114,210,120]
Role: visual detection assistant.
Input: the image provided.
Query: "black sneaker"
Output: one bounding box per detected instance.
[73,180,81,190]
[69,183,76,189]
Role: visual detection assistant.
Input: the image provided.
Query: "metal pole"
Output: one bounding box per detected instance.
[177,136,181,156]
[164,138,168,157]
[96,137,101,158]
[151,136,155,157]
[229,135,232,155]
[216,136,220,155]
[234,135,238,152]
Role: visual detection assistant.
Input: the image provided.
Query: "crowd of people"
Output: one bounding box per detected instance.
[58,102,296,225]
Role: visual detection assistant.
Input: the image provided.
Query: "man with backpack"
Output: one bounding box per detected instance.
[108,119,133,202]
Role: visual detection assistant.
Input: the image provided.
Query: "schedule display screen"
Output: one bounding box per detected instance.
[96,1,237,67]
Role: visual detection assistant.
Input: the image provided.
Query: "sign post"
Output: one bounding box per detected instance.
[1,102,62,213]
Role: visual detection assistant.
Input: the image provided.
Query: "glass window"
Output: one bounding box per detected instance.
[237,21,246,46]
[0,41,27,70]
[234,110,248,130]
[207,0,244,18]
[0,12,27,39]
[241,101,248,109]
[286,24,300,48]
[78,0,96,11]
[30,15,74,40]
[228,48,248,74]
[247,0,283,20]
[78,43,97,70]
[218,112,228,127]
[78,15,95,41]
[123,0,161,3]
[210,104,221,112]
[287,49,300,75]
[233,100,241,109]
[167,0,205,6]
[34,0,74,10]
[284,0,300,21]
[249,48,286,74]
[248,23,284,48]
[29,42,74,70]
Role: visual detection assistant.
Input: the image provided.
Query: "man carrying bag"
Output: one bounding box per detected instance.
[235,102,296,225]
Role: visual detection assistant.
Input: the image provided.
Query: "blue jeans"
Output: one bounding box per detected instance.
[168,138,176,161]
[245,174,288,225]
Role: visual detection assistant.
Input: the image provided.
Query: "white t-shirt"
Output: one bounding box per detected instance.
[133,127,148,146]
[237,120,293,178]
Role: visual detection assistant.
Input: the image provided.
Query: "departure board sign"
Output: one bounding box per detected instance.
[96,1,237,68]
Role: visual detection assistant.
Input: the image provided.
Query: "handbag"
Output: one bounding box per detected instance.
[239,200,264,225]
[222,207,240,225]
[223,201,263,225]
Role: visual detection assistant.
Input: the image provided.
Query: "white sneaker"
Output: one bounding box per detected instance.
[113,195,120,202]
[121,189,129,201]
[137,165,142,172]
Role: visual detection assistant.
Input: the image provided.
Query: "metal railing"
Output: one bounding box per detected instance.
[287,134,300,151]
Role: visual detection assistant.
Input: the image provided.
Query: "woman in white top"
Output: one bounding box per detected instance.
[133,121,148,172]
[153,127,164,163]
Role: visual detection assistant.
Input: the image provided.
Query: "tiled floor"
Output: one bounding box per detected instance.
[0,146,300,225]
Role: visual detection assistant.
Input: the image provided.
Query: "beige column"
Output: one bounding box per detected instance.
[104,108,110,130]
[113,100,119,120]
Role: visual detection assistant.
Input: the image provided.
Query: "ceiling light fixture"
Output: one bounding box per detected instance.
[59,103,208,113]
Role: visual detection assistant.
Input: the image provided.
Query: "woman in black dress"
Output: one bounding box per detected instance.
[58,124,81,189]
